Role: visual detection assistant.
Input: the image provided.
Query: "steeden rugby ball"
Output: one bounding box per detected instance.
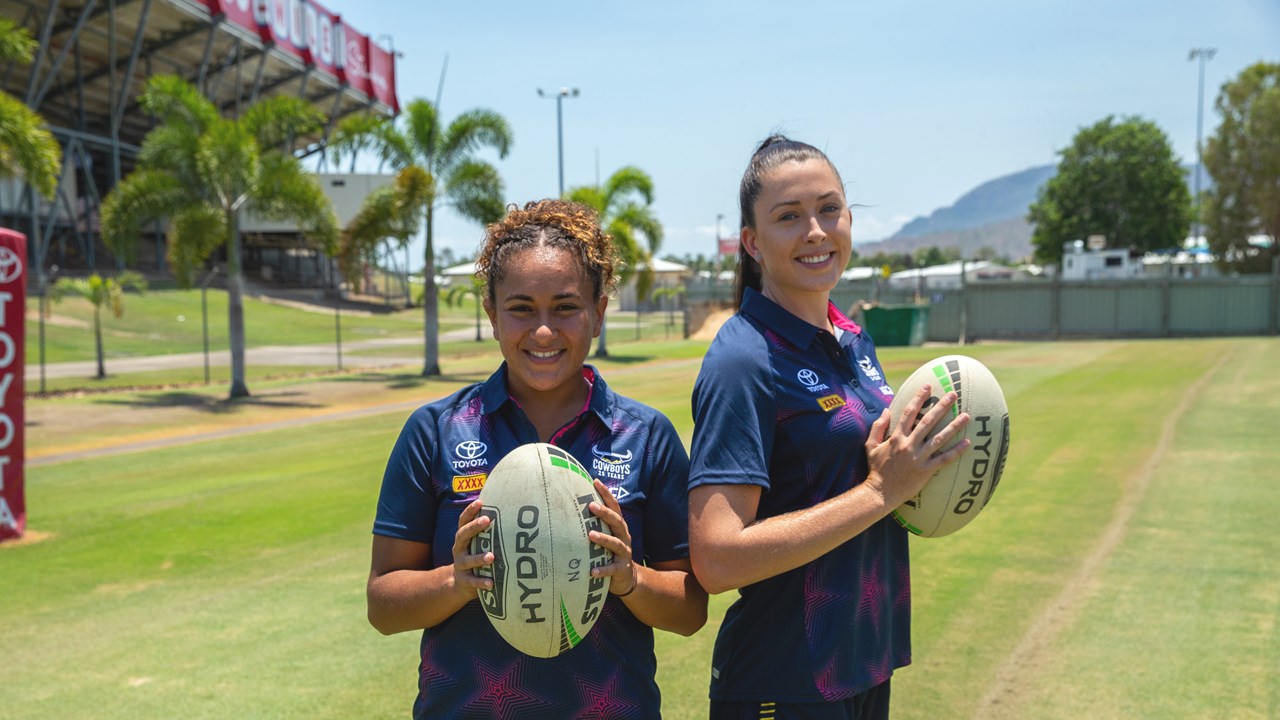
[471,443,613,658]
[888,355,1010,538]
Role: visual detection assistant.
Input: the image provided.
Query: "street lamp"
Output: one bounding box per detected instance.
[537,87,580,197]
[200,266,219,385]
[1189,47,1216,242]
[714,213,724,301]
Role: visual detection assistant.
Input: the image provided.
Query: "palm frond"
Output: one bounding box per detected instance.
[603,166,655,207]
[566,185,606,212]
[139,75,218,132]
[403,99,441,166]
[242,95,325,149]
[137,123,204,185]
[166,205,227,286]
[445,159,505,225]
[196,118,259,209]
[0,92,62,198]
[251,152,338,252]
[99,168,192,261]
[439,109,513,171]
[612,201,664,253]
[0,18,37,64]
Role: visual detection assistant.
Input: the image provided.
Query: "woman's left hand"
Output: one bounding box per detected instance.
[587,478,638,597]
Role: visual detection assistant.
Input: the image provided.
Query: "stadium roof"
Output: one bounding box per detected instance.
[2,0,398,158]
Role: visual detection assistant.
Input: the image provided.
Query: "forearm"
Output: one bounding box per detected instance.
[618,562,708,636]
[366,564,475,635]
[690,482,894,594]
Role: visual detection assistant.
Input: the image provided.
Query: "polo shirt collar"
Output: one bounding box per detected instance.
[479,363,615,427]
[740,287,861,348]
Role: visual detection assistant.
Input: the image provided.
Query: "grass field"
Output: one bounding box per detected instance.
[4,337,1278,719]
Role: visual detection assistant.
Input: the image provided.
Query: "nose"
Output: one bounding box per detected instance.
[531,313,556,341]
[806,215,827,242]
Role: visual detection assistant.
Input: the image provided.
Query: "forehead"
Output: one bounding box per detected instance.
[494,245,591,297]
[757,159,843,199]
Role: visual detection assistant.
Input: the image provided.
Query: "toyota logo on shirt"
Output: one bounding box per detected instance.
[452,440,489,470]
[797,368,830,393]
[455,441,487,459]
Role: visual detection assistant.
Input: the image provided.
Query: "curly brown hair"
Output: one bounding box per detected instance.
[474,199,617,303]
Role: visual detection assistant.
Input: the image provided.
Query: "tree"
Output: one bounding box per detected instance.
[1028,115,1191,266]
[566,166,663,357]
[1202,62,1280,273]
[442,274,485,342]
[330,99,512,376]
[0,17,61,198]
[49,271,146,379]
[101,75,337,398]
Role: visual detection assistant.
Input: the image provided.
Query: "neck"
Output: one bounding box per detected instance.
[761,285,833,331]
[508,371,590,441]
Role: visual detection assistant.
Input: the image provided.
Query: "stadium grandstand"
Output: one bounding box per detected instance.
[1,0,399,288]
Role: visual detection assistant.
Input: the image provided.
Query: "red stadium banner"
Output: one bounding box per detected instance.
[0,228,26,542]
[198,0,398,111]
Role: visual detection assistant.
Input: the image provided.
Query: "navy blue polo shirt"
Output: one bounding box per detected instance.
[689,288,909,703]
[374,364,690,720]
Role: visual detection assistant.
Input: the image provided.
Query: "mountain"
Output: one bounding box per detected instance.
[857,163,1210,262]
[891,165,1057,240]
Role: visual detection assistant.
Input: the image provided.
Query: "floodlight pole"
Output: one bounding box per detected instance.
[537,87,580,197]
[1189,47,1216,241]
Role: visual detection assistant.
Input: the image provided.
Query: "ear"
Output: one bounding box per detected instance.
[592,294,609,338]
[740,225,758,262]
[483,297,499,341]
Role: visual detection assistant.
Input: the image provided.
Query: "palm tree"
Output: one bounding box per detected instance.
[566,166,663,357]
[0,17,61,198]
[442,274,485,342]
[330,98,511,376]
[48,271,146,379]
[101,75,337,398]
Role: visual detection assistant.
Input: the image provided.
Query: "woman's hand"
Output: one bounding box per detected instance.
[864,384,971,509]
[586,479,638,597]
[450,498,495,597]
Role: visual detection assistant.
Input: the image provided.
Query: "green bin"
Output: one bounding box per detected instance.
[862,304,930,347]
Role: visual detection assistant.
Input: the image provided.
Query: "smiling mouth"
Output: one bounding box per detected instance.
[797,252,833,265]
[527,349,563,360]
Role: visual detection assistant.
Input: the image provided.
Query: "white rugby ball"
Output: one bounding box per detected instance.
[888,355,1010,538]
[470,443,613,658]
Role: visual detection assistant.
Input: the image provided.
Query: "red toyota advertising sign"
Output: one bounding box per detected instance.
[0,228,26,542]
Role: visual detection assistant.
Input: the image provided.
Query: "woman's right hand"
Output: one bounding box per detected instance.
[450,499,495,597]
[864,384,971,509]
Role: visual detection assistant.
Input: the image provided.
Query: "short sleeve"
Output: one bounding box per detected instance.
[688,320,776,491]
[641,412,691,564]
[372,406,438,547]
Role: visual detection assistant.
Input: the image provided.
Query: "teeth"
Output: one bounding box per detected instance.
[798,253,832,265]
[530,350,560,359]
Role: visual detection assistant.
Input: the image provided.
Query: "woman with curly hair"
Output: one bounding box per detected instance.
[368,198,707,719]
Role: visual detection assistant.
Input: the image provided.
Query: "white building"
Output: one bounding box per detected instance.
[888,261,1020,291]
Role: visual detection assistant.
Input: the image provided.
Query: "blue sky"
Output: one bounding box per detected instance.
[325,0,1279,268]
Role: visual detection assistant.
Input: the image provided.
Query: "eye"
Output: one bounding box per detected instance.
[777,211,798,222]
[505,303,534,315]
[555,302,582,314]
[822,203,842,214]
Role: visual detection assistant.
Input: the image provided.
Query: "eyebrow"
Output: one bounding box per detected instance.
[769,191,842,214]
[502,292,581,303]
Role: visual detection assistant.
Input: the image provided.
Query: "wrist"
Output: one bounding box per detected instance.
[614,572,638,598]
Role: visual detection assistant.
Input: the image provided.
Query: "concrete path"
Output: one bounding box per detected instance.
[26,330,482,381]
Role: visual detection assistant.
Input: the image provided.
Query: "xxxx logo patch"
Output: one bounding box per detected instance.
[817,394,846,412]
[452,473,488,493]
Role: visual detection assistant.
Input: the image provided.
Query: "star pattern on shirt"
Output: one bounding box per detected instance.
[458,656,551,718]
[570,667,640,719]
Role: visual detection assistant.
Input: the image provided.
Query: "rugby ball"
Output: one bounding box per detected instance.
[470,443,613,658]
[888,355,1010,538]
